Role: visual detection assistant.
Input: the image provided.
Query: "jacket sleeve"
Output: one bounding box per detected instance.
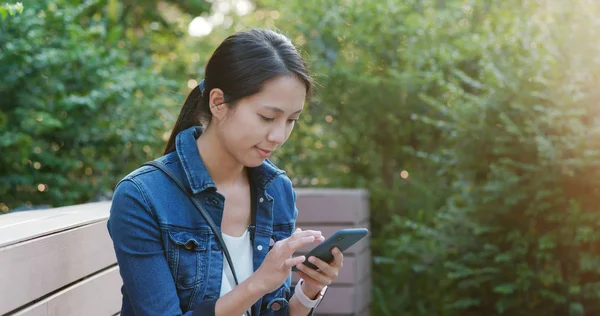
[107,179,217,316]
[286,185,318,316]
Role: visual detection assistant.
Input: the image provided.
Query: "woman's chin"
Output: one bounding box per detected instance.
[242,157,266,168]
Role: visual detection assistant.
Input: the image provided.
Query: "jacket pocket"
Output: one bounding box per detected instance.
[166,227,210,289]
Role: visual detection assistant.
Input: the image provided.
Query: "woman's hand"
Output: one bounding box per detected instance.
[294,246,344,297]
[253,228,324,294]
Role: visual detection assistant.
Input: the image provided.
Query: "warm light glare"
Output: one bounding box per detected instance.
[400,170,409,179]
[188,0,254,37]
[188,17,213,37]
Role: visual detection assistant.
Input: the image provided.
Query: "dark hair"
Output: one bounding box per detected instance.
[163,28,313,154]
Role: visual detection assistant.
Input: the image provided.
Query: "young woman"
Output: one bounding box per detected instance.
[107,29,344,316]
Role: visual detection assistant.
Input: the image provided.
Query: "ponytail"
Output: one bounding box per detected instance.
[163,86,204,154]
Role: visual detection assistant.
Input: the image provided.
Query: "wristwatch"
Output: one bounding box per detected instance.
[295,278,328,308]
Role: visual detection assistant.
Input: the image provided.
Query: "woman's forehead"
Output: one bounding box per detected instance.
[246,76,306,112]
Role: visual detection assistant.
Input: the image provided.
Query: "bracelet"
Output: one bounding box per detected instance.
[294,279,327,308]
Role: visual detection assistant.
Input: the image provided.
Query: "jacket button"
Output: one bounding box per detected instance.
[271,302,281,311]
[259,197,264,203]
[185,241,194,250]
[257,245,263,251]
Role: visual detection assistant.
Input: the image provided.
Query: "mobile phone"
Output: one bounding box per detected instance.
[292,228,369,271]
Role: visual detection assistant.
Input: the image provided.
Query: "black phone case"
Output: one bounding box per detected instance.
[292,228,368,271]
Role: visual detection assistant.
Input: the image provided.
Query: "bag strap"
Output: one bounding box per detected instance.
[142,160,252,316]
[248,169,258,244]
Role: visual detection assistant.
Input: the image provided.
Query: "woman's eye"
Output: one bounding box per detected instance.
[259,115,275,122]
[288,118,299,124]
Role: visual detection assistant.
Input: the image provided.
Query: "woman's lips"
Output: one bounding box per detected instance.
[255,147,272,158]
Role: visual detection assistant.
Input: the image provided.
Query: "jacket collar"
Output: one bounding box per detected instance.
[175,126,285,194]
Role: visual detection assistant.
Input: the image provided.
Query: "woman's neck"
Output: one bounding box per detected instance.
[196,127,246,189]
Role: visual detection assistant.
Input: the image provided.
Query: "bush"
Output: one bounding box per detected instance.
[425,1,600,314]
[0,1,176,211]
[239,0,600,314]
[374,1,600,314]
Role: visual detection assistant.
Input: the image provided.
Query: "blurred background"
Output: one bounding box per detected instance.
[2,0,600,314]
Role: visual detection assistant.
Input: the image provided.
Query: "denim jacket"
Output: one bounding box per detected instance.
[107,126,314,315]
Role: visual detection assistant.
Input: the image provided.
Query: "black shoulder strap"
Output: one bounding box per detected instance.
[247,168,258,244]
[143,161,252,316]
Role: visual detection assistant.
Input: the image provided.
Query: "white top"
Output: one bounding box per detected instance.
[219,228,255,303]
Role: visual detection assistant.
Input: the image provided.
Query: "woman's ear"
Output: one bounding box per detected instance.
[209,88,227,122]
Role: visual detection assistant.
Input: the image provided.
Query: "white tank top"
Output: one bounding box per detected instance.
[219,228,255,302]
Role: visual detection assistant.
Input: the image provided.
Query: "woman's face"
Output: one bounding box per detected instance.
[212,75,307,167]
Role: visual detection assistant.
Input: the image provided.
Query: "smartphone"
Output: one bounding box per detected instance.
[292,228,369,271]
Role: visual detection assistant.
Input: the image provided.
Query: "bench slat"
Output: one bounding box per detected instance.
[0,202,111,248]
[0,220,117,315]
[296,189,369,225]
[13,266,122,316]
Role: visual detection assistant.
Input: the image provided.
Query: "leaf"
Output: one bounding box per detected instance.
[570,302,584,315]
[493,283,516,295]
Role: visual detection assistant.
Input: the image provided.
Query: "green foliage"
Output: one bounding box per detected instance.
[4,0,600,314]
[426,1,600,314]
[0,2,23,19]
[0,1,178,211]
[233,0,600,314]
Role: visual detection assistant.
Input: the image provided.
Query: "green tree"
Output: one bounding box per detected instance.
[0,1,179,211]
[0,2,23,19]
[224,0,600,314]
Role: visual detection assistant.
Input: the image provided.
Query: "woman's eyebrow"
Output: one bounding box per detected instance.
[263,105,303,114]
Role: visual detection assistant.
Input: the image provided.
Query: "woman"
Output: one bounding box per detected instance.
[107,28,343,316]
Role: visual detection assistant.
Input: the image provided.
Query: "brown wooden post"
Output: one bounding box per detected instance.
[293,189,371,316]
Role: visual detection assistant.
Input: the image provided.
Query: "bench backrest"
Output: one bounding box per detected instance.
[0,189,370,316]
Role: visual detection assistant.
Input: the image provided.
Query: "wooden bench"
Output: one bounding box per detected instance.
[0,189,370,315]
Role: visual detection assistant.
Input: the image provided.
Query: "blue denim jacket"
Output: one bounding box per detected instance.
[107,126,313,315]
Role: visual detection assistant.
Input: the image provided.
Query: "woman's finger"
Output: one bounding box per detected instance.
[284,255,306,269]
[307,256,337,278]
[296,263,331,285]
[295,270,321,288]
[286,235,324,253]
[286,230,322,243]
[332,247,344,268]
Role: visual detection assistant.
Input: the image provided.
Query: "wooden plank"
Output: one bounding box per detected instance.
[316,286,356,314]
[314,285,360,314]
[0,202,111,248]
[0,221,117,315]
[12,266,122,316]
[293,225,369,255]
[296,189,369,225]
[314,276,371,315]
[359,306,370,316]
[354,275,371,314]
[357,249,371,286]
